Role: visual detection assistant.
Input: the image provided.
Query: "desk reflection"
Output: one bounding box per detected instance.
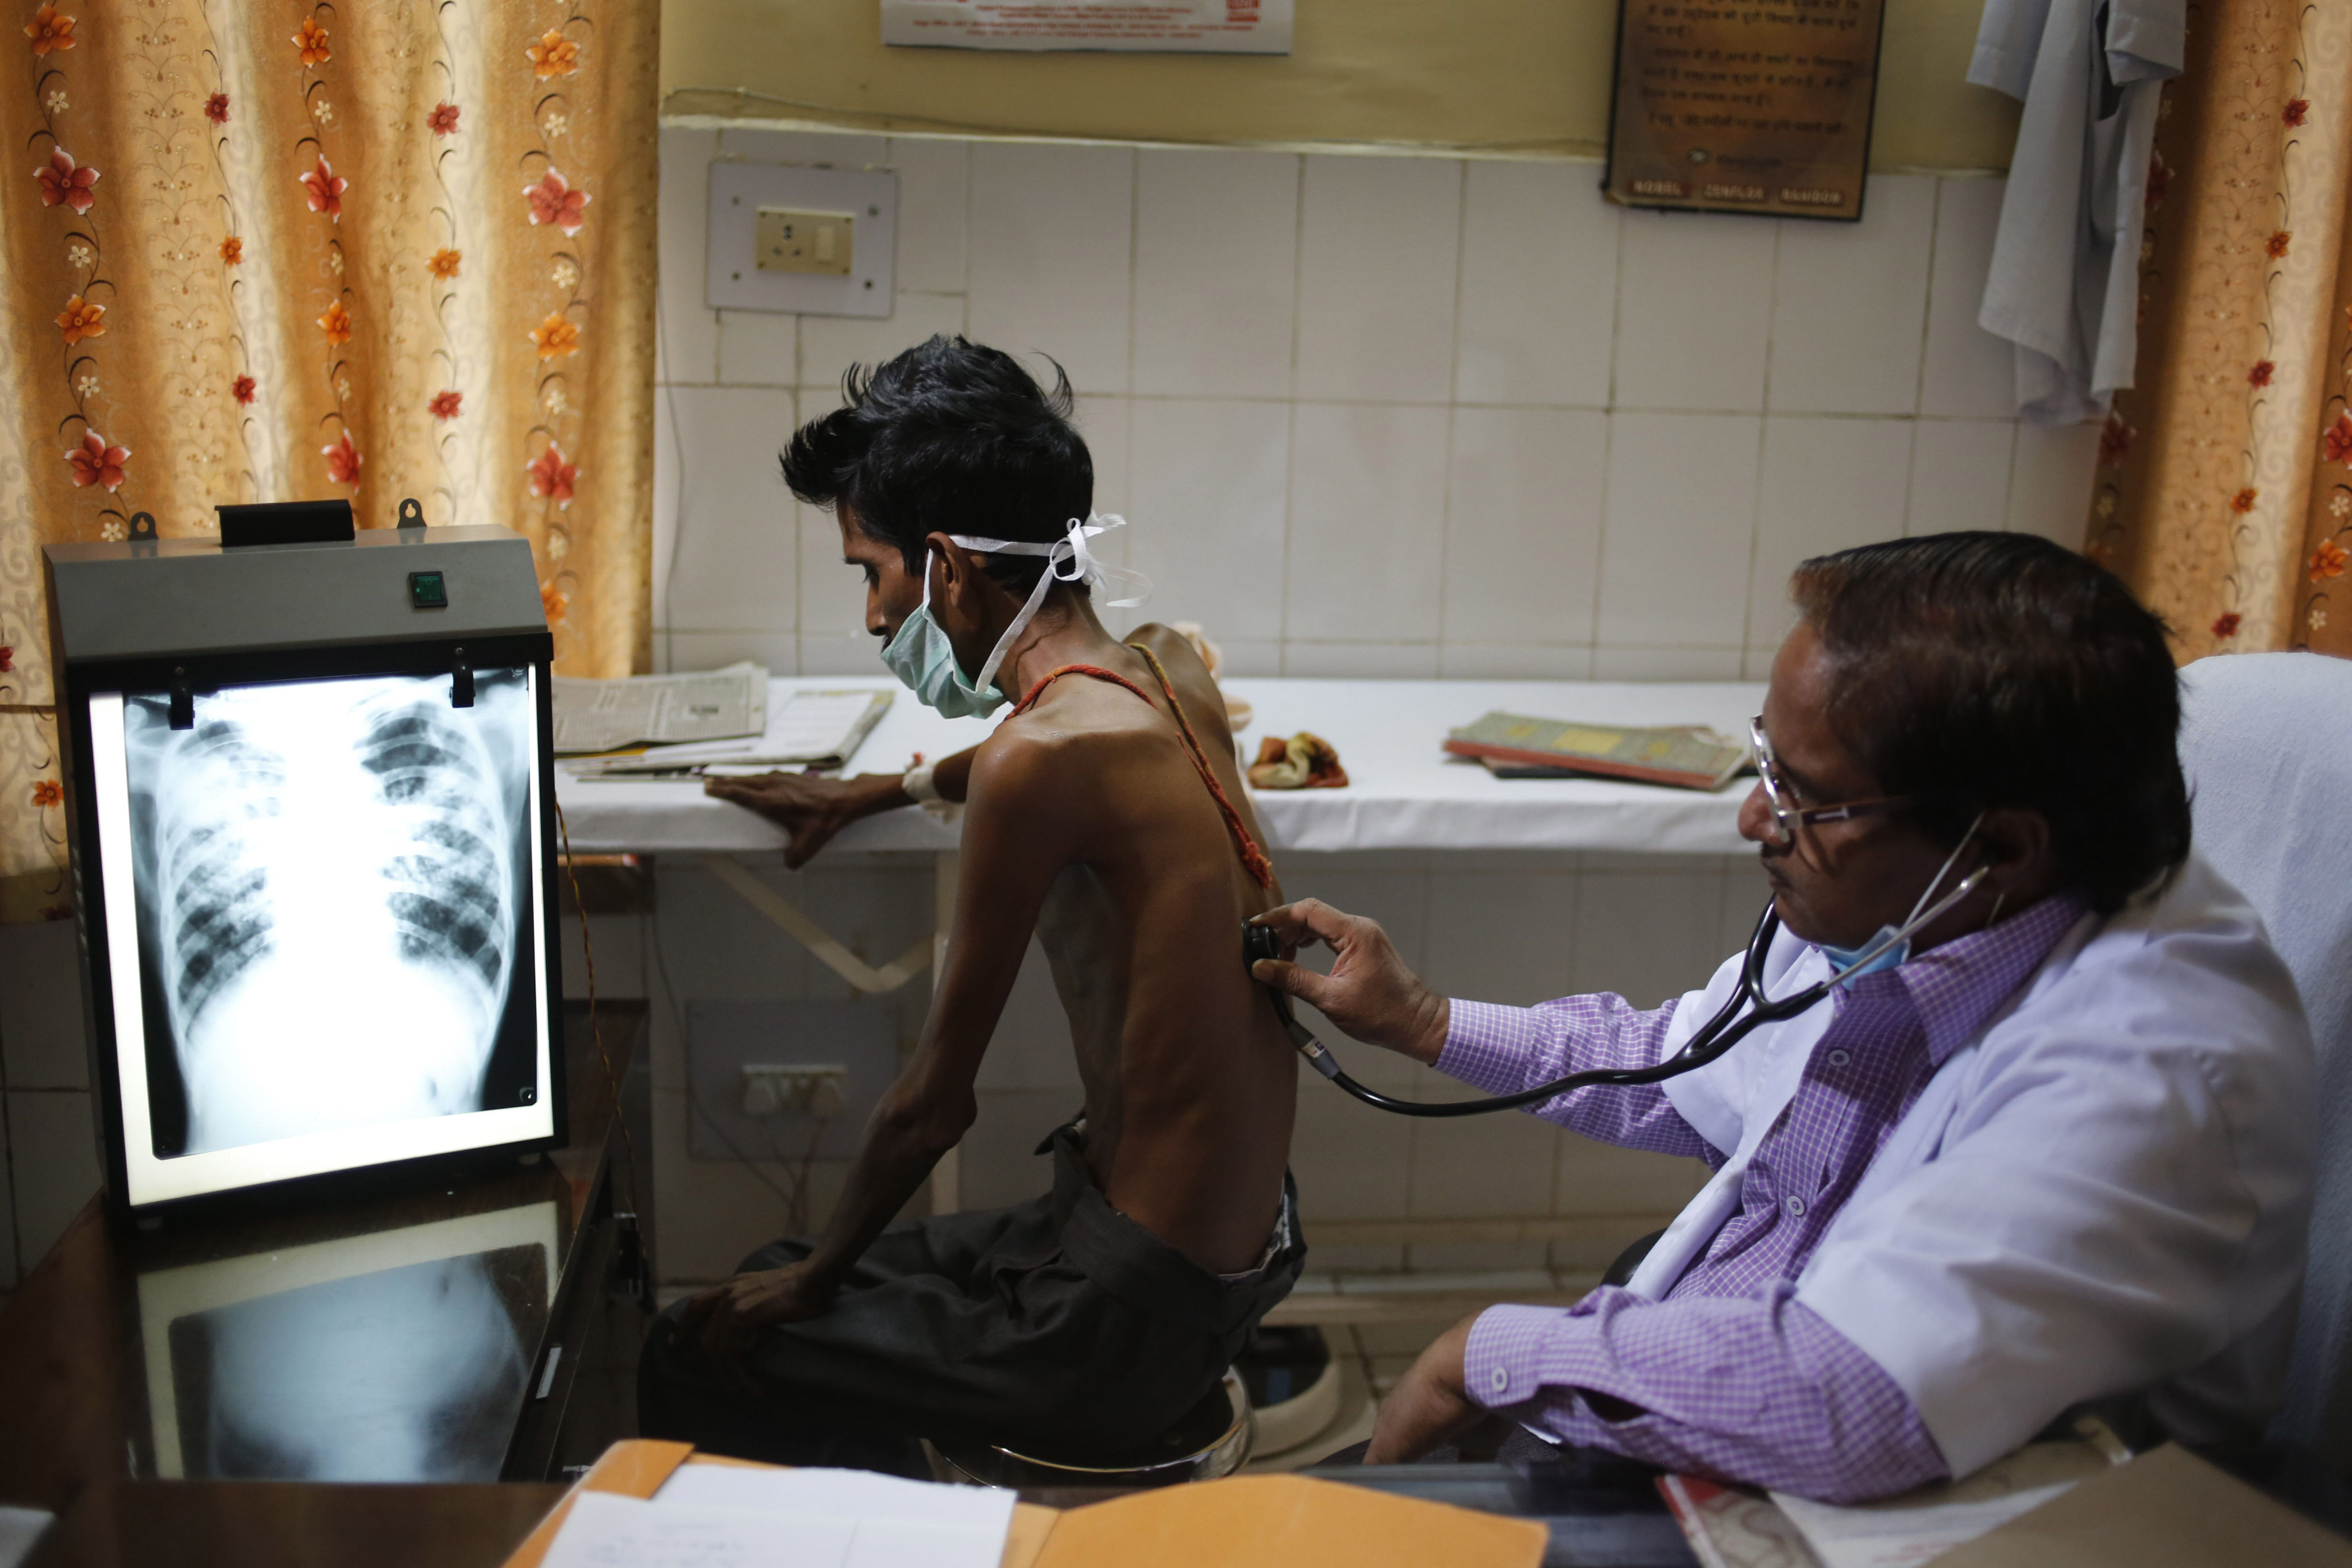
[136,1202,558,1481]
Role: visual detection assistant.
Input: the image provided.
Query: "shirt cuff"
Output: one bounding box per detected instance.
[1462,1303,1571,1410]
[1435,1001,1544,1098]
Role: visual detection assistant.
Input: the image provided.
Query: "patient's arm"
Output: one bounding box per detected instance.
[704,747,978,867]
[674,731,1071,1389]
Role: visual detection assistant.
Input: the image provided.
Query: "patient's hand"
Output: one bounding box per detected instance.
[704,770,907,869]
[1249,899,1451,1064]
[671,1261,839,1397]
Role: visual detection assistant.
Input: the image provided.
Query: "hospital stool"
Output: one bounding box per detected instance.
[929,1368,1253,1488]
[2179,652,2352,1471]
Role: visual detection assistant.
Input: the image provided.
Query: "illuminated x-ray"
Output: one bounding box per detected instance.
[121,670,538,1157]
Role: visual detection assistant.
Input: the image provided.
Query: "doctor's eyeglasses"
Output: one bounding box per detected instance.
[1748,716,1913,849]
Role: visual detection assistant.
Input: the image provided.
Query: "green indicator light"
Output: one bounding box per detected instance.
[408,570,448,609]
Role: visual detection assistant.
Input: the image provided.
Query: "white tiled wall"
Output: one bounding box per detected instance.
[653,124,2088,681]
[632,122,2098,1288]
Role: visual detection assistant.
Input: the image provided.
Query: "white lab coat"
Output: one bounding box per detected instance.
[1625,852,2314,1478]
[1971,0,2185,423]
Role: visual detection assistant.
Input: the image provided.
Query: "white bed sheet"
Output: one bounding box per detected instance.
[553,676,1767,857]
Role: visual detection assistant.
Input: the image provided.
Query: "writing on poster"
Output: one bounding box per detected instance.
[881,0,1292,55]
[1606,0,1884,221]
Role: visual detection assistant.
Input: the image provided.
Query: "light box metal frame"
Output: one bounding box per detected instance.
[44,525,568,1215]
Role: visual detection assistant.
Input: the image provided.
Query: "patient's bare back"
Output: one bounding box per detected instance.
[979,631,1294,1275]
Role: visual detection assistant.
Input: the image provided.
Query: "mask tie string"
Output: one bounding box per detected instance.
[951,513,1154,694]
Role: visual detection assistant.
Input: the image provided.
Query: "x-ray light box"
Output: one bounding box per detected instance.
[45,523,566,1211]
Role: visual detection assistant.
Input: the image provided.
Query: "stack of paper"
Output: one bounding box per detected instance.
[568,690,893,779]
[540,1464,1014,1568]
[554,663,770,755]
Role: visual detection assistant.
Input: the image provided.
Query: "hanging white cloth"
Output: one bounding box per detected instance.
[1971,0,2185,423]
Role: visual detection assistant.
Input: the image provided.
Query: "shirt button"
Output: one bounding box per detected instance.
[1490,1366,1511,1394]
[1786,1196,1808,1217]
[1827,1050,1851,1067]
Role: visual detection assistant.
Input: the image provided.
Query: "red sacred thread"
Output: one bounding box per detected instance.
[1013,654,1276,888]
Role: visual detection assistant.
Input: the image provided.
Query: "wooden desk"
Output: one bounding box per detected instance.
[0,1002,651,1517]
[24,1479,570,1568]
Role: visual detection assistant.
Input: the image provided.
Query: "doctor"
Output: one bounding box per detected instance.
[1251,532,2316,1501]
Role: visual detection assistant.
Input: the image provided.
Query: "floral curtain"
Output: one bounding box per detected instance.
[0,0,658,918]
[2088,0,2352,661]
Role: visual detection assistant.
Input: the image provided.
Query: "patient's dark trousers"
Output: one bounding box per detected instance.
[637,1125,1306,1474]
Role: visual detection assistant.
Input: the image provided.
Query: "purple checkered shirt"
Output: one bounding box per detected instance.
[1440,892,2085,1502]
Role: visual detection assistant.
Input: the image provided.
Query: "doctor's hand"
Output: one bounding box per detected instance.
[670,1261,839,1397]
[704,770,909,870]
[1365,1316,1486,1463]
[1249,899,1450,1064]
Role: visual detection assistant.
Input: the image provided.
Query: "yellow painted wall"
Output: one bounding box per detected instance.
[661,0,2020,171]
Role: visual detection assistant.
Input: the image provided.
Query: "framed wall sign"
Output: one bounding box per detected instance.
[1604,0,1887,222]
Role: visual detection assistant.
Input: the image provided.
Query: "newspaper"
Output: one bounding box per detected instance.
[551,662,767,755]
[569,689,893,779]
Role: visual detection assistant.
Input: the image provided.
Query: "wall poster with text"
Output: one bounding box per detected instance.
[881,0,1292,54]
[1605,0,1886,221]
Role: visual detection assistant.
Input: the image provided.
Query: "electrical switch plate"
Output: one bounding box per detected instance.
[687,999,896,1161]
[756,209,854,276]
[708,161,895,318]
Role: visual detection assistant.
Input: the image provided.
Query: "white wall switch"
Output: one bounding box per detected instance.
[708,161,895,318]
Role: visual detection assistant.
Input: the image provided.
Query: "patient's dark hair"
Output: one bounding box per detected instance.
[781,335,1092,598]
[1789,532,2189,913]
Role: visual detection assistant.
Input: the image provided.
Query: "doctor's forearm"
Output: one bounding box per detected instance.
[1468,1289,1947,1504]
[1438,997,1710,1158]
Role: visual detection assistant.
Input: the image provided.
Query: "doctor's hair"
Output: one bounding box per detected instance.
[1789,531,2190,914]
[781,334,1094,600]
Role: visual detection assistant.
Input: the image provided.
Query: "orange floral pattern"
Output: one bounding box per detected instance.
[65,430,128,491]
[428,389,462,420]
[2231,486,2260,513]
[204,92,228,125]
[33,148,97,213]
[30,780,60,808]
[219,235,242,265]
[321,433,361,486]
[530,313,580,360]
[427,246,461,280]
[540,581,570,625]
[2314,539,2349,582]
[428,102,460,136]
[232,375,256,405]
[55,294,103,344]
[2212,612,2242,639]
[2327,412,2352,466]
[2266,230,2293,258]
[526,30,580,79]
[524,169,590,234]
[298,154,345,220]
[24,6,74,55]
[527,442,579,506]
[316,300,352,345]
[294,17,330,67]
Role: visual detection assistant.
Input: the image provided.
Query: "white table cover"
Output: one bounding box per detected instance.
[553,677,1767,858]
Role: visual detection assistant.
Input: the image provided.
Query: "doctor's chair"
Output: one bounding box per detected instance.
[2178,652,2352,1480]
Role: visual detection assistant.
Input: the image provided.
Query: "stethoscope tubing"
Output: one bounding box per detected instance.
[1261,866,1989,1118]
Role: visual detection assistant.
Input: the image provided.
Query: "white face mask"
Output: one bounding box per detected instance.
[880,513,1149,714]
[1819,812,1989,983]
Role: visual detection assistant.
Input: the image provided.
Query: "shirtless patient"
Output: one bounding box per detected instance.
[636,335,1304,1473]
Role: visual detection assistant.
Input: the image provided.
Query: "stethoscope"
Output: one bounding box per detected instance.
[1244,855,1995,1119]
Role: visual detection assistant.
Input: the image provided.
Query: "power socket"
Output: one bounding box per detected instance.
[740,1063,847,1119]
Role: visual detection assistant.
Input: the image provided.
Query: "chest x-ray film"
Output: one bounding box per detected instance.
[87,667,554,1206]
[136,1200,559,1480]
